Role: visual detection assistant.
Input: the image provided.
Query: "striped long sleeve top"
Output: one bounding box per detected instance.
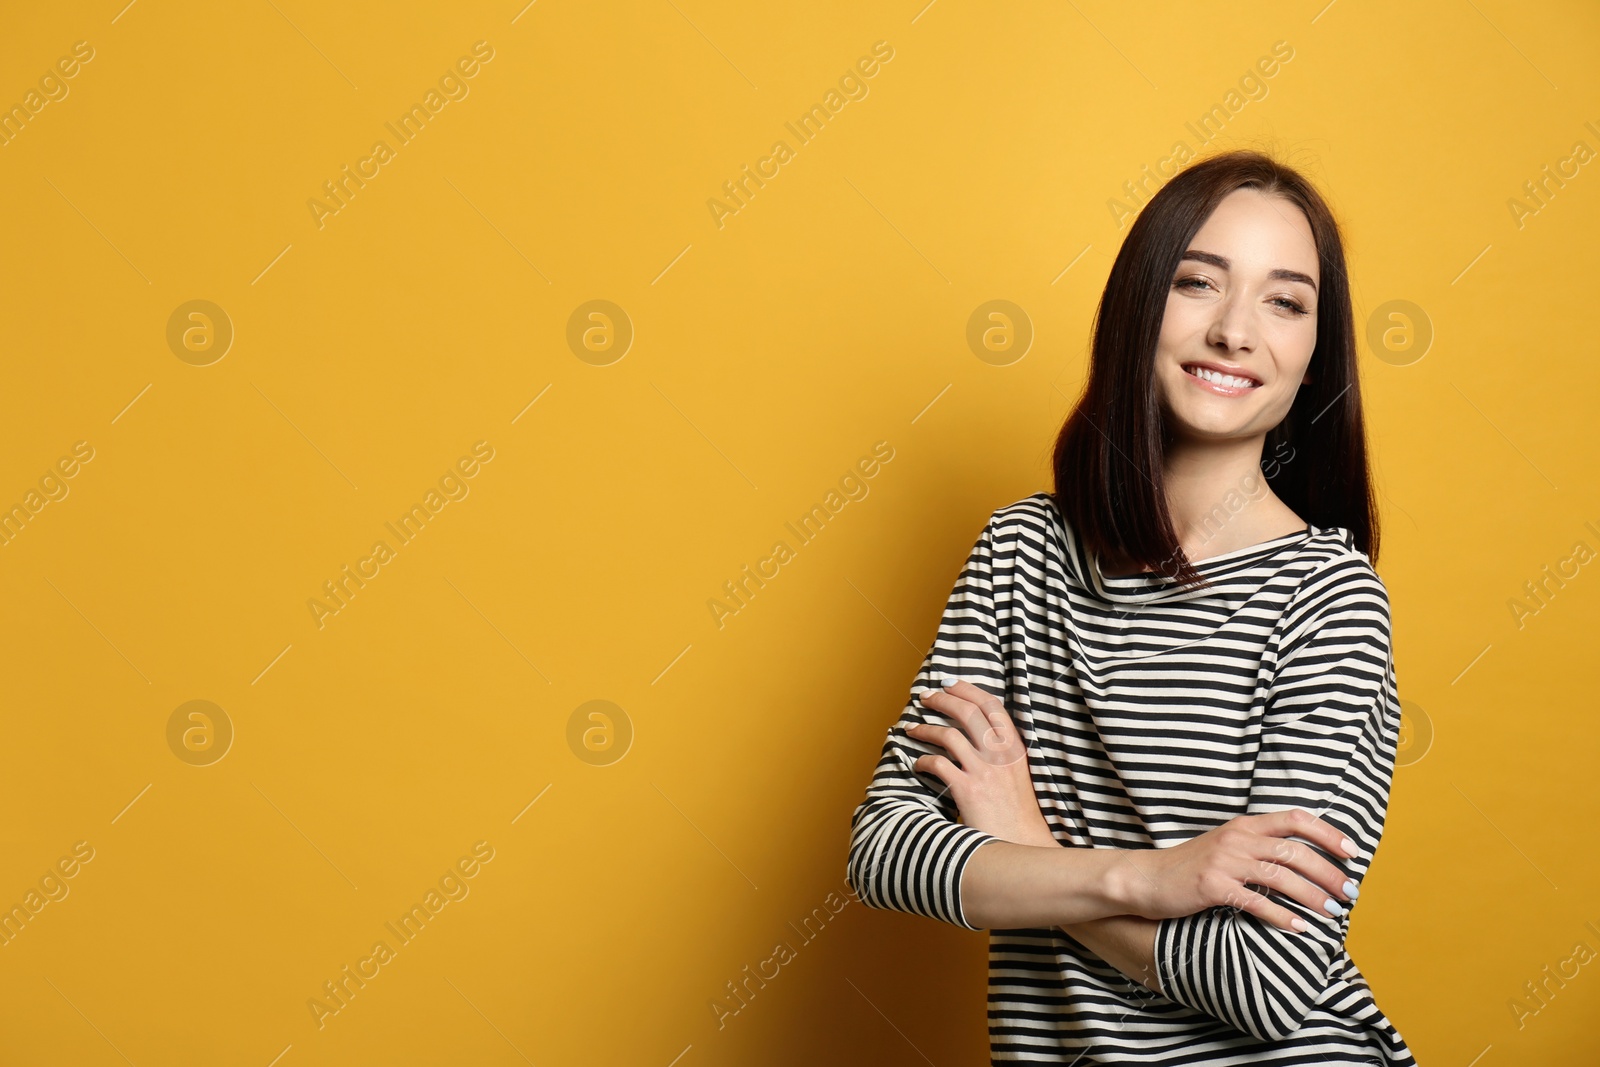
[846,492,1418,1065]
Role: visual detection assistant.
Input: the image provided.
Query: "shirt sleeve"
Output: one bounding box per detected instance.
[1151,555,1403,1043]
[844,510,1010,931]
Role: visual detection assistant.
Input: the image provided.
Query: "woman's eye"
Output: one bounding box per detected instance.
[1176,277,1310,317]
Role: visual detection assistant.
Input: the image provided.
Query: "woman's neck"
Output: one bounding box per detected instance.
[1101,434,1305,574]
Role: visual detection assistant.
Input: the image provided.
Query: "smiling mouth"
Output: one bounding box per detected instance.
[1182,363,1261,390]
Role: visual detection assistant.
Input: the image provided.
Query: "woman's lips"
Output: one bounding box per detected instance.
[1182,364,1260,397]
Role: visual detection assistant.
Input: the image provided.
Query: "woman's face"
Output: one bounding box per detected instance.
[1155,188,1320,446]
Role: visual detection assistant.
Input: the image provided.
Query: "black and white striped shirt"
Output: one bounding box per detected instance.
[846,492,1417,1064]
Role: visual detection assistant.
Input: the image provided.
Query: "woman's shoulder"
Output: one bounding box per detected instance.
[1286,527,1392,627]
[1298,526,1383,586]
[986,491,1060,530]
[979,492,1065,551]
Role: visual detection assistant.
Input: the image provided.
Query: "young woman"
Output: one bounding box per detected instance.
[845,150,1418,1064]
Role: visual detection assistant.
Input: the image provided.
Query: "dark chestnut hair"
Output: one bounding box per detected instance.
[1051,148,1378,591]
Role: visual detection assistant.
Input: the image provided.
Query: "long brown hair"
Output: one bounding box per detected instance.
[1051,148,1378,591]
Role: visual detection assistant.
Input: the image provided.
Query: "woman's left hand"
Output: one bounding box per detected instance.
[906,677,1058,849]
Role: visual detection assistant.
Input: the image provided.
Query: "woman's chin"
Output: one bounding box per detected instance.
[1164,410,1262,442]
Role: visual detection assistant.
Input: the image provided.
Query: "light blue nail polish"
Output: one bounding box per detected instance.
[1323,898,1346,917]
[1342,880,1359,899]
[940,674,959,688]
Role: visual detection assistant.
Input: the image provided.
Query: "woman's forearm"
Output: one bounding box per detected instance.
[958,840,1140,929]
[1056,914,1162,995]
[993,824,1162,993]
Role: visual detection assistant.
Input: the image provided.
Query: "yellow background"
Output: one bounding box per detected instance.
[1,1,1596,1063]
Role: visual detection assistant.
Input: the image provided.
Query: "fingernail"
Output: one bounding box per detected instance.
[1340,837,1359,857]
[1342,879,1359,899]
[940,674,959,689]
[914,686,933,699]
[1323,898,1347,917]
[1290,917,1308,932]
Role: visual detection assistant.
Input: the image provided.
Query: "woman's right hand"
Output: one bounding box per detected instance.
[1118,808,1361,933]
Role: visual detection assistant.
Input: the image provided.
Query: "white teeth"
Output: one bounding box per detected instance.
[1186,365,1256,389]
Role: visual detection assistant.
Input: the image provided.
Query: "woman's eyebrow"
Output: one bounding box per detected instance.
[1180,248,1318,293]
